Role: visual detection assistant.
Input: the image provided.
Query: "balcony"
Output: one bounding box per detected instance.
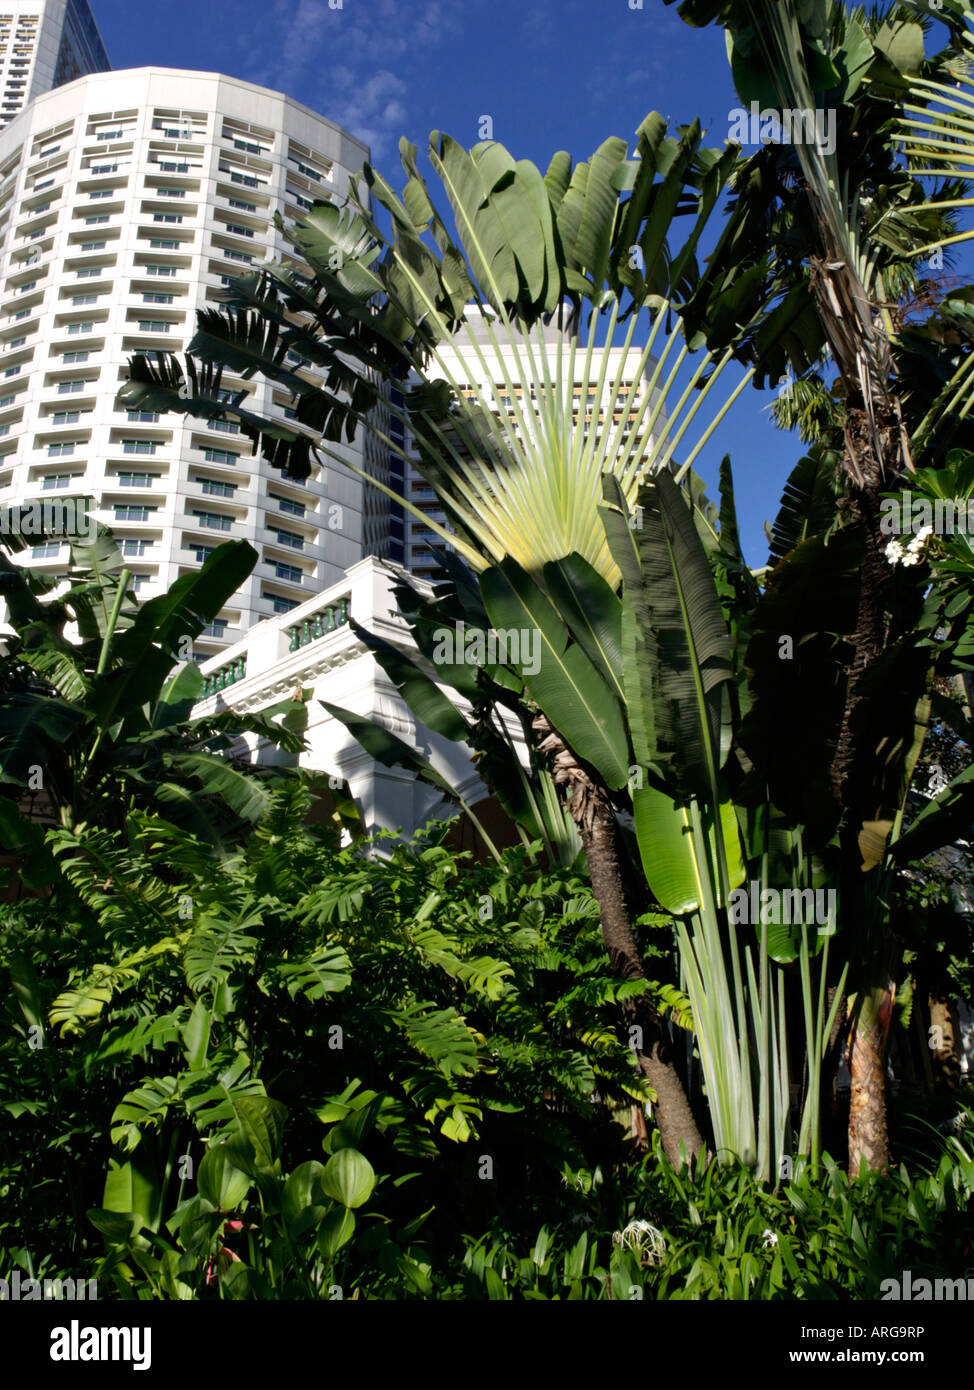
[200,655,246,698]
[287,595,350,652]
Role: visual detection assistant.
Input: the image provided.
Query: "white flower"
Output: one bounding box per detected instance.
[613,1219,667,1266]
[885,539,905,565]
[761,1229,779,1249]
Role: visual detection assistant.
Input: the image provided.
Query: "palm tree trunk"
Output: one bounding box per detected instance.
[848,984,891,1175]
[583,796,705,1166]
[534,715,704,1167]
[826,402,898,1177]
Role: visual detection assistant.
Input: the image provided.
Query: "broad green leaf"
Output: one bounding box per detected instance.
[102,1156,162,1233]
[232,1095,288,1170]
[481,557,630,789]
[283,1161,327,1226]
[198,1143,253,1210]
[633,782,745,914]
[317,1206,356,1257]
[541,553,625,703]
[320,1147,376,1209]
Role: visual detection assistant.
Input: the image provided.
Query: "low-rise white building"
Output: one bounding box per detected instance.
[192,554,523,840]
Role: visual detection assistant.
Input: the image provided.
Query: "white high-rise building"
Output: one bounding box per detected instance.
[0,67,389,660]
[0,1,109,130]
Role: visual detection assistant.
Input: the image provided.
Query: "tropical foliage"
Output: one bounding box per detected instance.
[3,0,974,1304]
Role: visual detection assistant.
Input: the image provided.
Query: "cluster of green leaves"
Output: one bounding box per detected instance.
[437,1144,974,1300]
[0,531,309,872]
[1,781,670,1295]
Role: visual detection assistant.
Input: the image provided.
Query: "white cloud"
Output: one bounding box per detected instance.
[244,0,460,161]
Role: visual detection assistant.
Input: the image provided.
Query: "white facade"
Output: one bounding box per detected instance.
[0,1,109,131]
[193,555,520,840]
[0,67,382,659]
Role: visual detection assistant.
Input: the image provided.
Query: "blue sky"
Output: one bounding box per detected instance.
[89,0,966,563]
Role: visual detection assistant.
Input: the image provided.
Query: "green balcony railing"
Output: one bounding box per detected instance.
[200,655,246,699]
[286,593,350,653]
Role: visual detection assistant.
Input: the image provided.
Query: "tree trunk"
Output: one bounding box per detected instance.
[929,993,962,1090]
[848,986,891,1176]
[825,399,899,1178]
[534,714,704,1167]
[581,795,704,1167]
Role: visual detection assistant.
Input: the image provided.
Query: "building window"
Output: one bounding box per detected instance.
[83,214,109,225]
[223,248,252,263]
[155,186,186,197]
[149,238,178,249]
[122,439,158,454]
[88,188,113,199]
[126,410,159,422]
[114,505,154,522]
[57,380,84,393]
[71,293,96,304]
[137,320,171,332]
[186,542,215,562]
[6,335,25,347]
[142,293,173,304]
[201,447,238,465]
[208,419,238,434]
[47,442,74,456]
[193,509,232,531]
[200,478,235,497]
[32,541,60,558]
[270,560,302,583]
[152,213,183,224]
[201,618,228,637]
[263,591,298,614]
[42,474,73,490]
[271,493,305,517]
[79,240,106,251]
[117,472,157,487]
[18,281,35,293]
[3,366,21,378]
[62,350,89,363]
[75,267,99,278]
[228,197,257,212]
[51,410,80,424]
[146,265,177,276]
[120,538,151,556]
[67,321,94,334]
[271,527,303,550]
[229,171,259,188]
[224,223,254,238]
